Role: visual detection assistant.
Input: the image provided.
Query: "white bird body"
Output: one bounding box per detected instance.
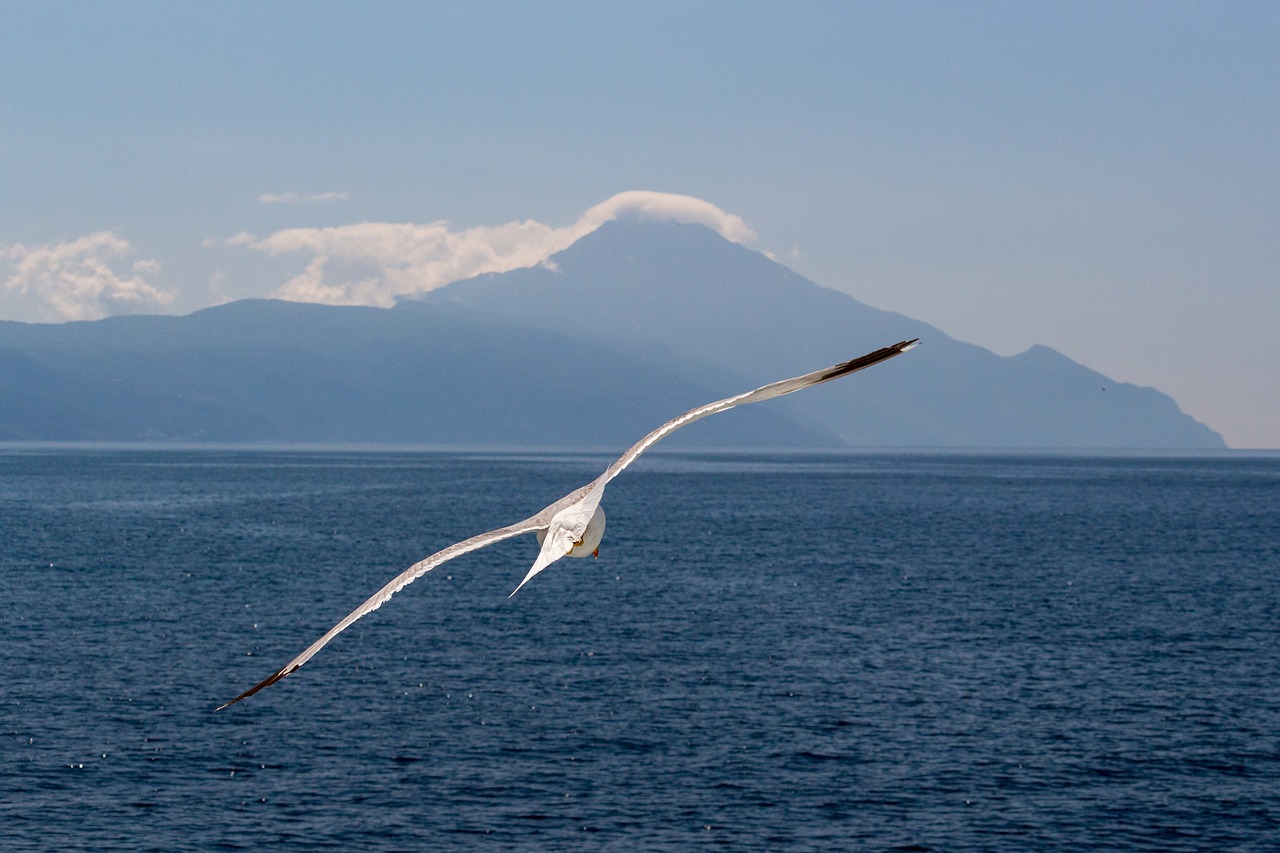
[218,339,918,710]
[535,505,605,562]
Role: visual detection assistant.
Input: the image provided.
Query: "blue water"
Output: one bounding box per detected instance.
[2,447,1278,851]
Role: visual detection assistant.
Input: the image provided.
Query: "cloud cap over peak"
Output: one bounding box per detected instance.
[575,191,757,244]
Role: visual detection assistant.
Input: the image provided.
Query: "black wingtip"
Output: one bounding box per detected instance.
[215,665,293,711]
[822,338,920,382]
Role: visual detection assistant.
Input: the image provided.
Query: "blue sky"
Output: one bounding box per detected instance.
[2,1,1277,446]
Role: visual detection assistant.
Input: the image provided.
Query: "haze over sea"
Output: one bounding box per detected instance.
[3,447,1278,851]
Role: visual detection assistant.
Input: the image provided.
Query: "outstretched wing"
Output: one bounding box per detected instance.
[217,516,545,710]
[506,340,919,597]
[499,335,921,594]
[219,339,919,708]
[591,339,920,491]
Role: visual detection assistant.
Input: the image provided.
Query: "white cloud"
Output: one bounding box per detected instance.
[1,232,174,322]
[259,191,350,204]
[248,219,564,307]
[574,190,757,244]
[234,190,756,308]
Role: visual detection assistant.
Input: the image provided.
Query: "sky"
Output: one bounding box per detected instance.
[1,1,1277,447]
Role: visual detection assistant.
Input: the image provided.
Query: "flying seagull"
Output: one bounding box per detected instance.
[218,338,919,709]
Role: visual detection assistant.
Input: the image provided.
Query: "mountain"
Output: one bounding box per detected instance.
[0,220,1223,448]
[419,220,1223,448]
[0,299,833,446]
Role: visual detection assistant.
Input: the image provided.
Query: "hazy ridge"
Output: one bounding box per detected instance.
[0,221,1224,448]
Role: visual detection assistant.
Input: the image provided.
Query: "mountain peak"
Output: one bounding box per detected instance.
[569,216,741,252]
[423,220,1223,449]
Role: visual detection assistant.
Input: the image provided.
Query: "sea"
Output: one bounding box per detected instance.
[2,446,1278,851]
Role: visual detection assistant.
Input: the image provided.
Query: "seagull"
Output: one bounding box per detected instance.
[217,338,919,709]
